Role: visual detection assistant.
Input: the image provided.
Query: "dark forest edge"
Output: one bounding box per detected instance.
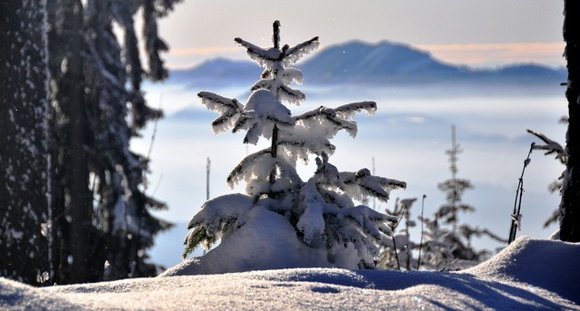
[0,0,183,286]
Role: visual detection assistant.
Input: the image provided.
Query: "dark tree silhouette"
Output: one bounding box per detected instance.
[0,1,51,285]
[561,0,580,242]
[46,0,179,284]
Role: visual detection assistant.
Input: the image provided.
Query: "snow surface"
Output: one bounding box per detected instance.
[178,206,331,274]
[1,237,579,310]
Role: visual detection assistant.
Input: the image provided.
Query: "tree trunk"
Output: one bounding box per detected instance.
[67,0,92,283]
[0,0,51,285]
[560,0,580,242]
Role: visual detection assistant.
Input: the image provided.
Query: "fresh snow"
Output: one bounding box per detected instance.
[0,237,578,310]
[174,206,330,275]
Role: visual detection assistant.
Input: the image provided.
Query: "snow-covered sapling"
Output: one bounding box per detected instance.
[183,21,406,269]
[379,198,417,270]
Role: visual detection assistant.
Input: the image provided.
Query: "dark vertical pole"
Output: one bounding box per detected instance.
[561,0,580,242]
[206,157,211,200]
[63,0,92,283]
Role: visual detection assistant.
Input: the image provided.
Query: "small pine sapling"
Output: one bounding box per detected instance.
[416,216,454,271]
[183,21,406,269]
[436,126,475,234]
[378,198,417,270]
[431,125,501,269]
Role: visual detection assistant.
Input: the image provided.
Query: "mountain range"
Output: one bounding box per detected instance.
[168,40,566,89]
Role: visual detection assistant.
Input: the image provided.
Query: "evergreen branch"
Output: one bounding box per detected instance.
[544,209,560,228]
[227,149,272,187]
[341,169,406,203]
[480,228,509,244]
[278,85,305,104]
[211,109,241,133]
[234,37,279,67]
[232,115,253,133]
[251,79,273,92]
[278,139,336,157]
[334,101,377,119]
[182,227,208,258]
[198,91,243,114]
[527,129,566,162]
[283,36,320,65]
[293,106,333,121]
[294,106,358,137]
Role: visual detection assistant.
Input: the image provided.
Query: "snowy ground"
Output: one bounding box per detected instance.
[1,237,578,310]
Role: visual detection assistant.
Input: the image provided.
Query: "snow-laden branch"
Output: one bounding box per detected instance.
[341,169,407,203]
[234,36,319,70]
[251,78,305,105]
[231,90,295,144]
[283,36,319,66]
[335,101,377,119]
[294,106,356,137]
[527,129,566,163]
[227,149,272,188]
[198,92,243,134]
[183,194,254,258]
[234,37,280,69]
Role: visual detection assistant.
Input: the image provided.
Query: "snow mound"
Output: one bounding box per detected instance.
[1,237,579,310]
[0,278,80,309]
[162,206,330,276]
[464,236,580,304]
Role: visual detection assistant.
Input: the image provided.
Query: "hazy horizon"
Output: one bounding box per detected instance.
[158,1,564,69]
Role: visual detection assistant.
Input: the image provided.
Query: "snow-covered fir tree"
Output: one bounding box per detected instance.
[46,0,179,284]
[183,21,406,269]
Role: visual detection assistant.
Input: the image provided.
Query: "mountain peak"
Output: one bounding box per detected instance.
[300,39,455,83]
[168,40,565,87]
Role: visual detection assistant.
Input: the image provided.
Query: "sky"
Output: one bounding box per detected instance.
[159,0,565,69]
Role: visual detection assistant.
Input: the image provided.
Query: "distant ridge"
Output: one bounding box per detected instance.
[169,40,566,88]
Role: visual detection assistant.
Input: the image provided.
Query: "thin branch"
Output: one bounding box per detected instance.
[508,143,534,244]
[417,194,426,270]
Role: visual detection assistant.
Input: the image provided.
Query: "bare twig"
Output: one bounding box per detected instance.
[508,143,534,244]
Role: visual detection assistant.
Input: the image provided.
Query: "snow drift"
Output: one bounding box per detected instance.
[165,206,331,275]
[1,237,578,310]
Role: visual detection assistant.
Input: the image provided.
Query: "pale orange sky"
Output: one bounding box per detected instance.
[159,1,565,69]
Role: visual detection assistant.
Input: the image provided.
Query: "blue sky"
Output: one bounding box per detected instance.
[159,0,565,68]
